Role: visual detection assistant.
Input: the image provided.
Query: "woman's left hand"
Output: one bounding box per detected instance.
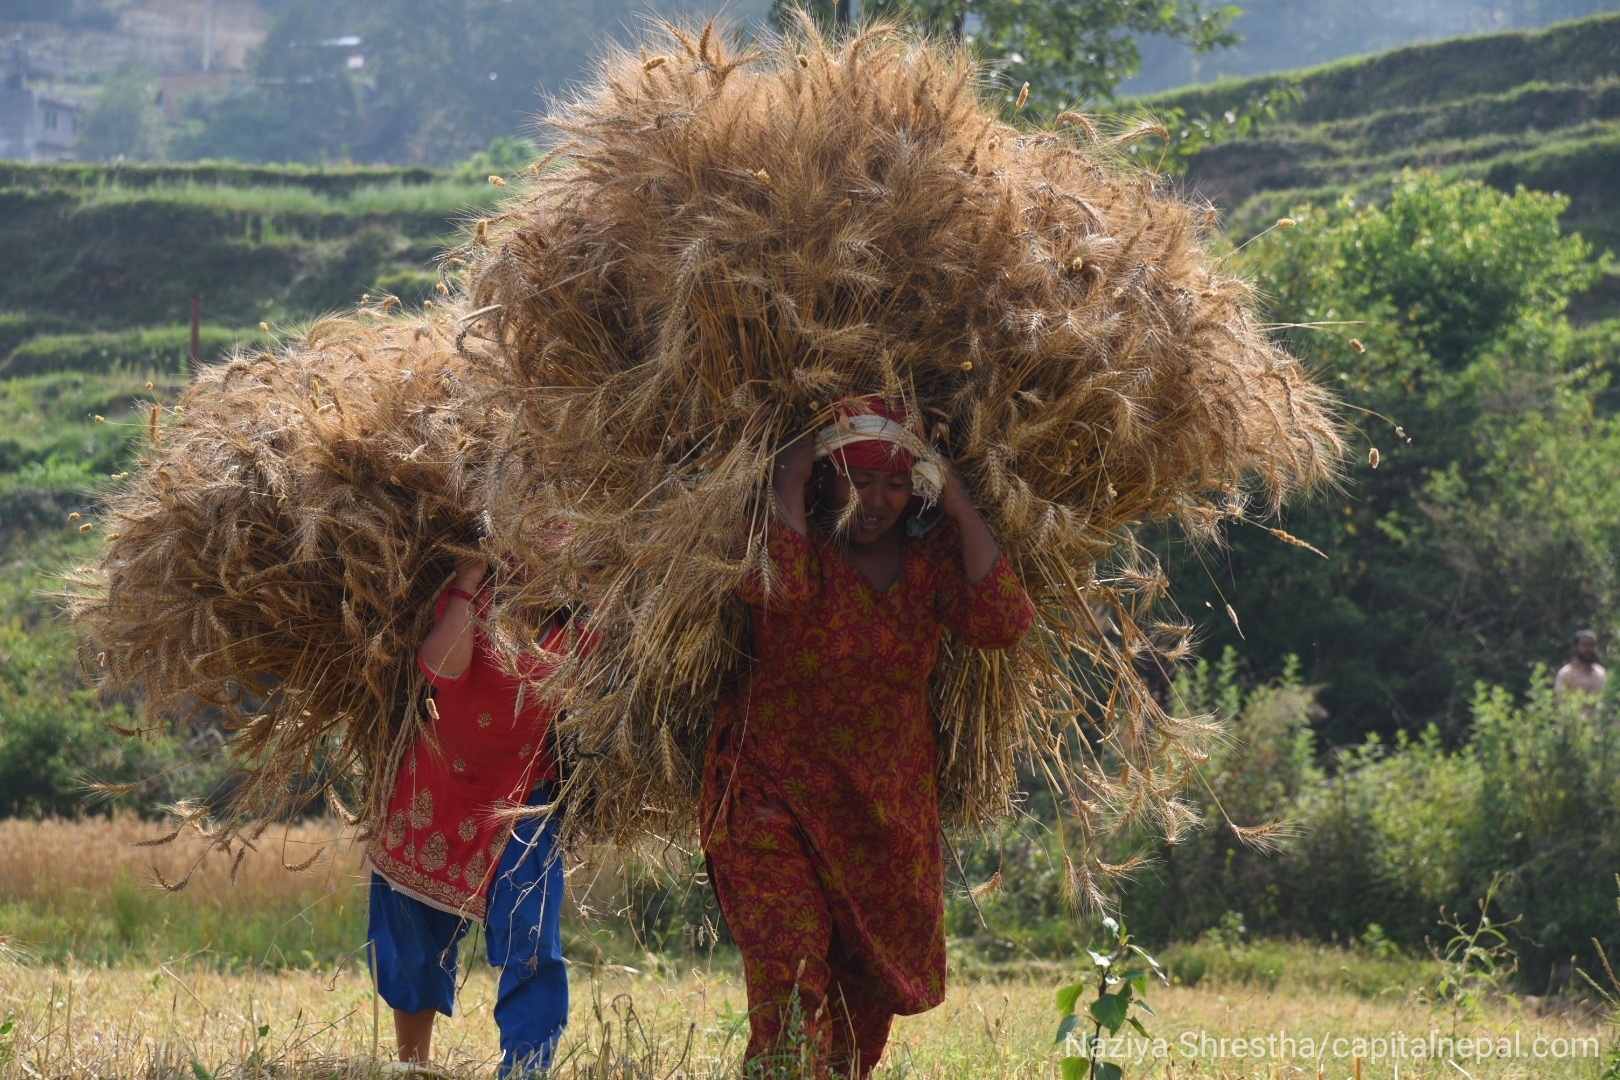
[939,460,1001,583]
[940,460,975,522]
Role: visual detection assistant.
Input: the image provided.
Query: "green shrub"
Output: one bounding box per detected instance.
[1168,172,1612,745]
[0,313,69,358]
[1105,651,1620,985]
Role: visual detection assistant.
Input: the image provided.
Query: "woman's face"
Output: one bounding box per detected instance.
[827,467,913,545]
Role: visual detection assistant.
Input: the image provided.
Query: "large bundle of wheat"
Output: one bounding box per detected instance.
[65,311,500,846]
[461,23,1342,890]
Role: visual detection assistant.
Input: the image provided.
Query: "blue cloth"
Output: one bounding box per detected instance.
[368,784,568,1076]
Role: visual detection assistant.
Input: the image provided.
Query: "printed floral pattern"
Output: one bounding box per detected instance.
[702,517,1033,1071]
[369,602,571,920]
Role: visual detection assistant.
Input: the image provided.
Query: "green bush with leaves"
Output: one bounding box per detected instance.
[1113,648,1620,985]
[1162,169,1615,744]
[1054,917,1166,1080]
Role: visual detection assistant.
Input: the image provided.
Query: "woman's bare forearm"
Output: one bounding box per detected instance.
[419,561,486,679]
[952,503,999,583]
[941,464,999,582]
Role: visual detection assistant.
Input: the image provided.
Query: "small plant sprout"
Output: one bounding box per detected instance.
[1429,876,1521,1029]
[1055,916,1166,1080]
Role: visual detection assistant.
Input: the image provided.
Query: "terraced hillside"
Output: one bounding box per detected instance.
[1139,12,1620,316]
[0,161,501,374]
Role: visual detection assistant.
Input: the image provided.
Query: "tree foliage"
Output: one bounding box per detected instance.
[76,60,167,164]
[175,0,753,166]
[774,0,1239,111]
[1162,170,1614,742]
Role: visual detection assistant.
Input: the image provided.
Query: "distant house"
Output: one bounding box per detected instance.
[0,38,78,162]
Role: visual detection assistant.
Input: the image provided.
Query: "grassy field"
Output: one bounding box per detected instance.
[0,163,491,338]
[1,939,1607,1078]
[0,818,1610,1079]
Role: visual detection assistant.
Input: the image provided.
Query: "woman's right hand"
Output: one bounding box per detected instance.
[451,559,488,595]
[774,430,817,486]
[771,430,817,535]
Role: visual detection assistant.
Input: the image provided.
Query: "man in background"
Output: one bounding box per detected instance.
[1554,629,1607,698]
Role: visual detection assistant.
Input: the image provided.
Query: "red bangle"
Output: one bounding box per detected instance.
[446,587,477,602]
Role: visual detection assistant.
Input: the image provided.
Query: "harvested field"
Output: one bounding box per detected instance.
[0,959,1605,1078]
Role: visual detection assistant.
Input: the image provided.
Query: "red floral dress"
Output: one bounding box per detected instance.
[701,517,1033,1070]
[368,586,567,920]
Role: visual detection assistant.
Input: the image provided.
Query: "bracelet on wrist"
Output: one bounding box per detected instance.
[446,586,477,602]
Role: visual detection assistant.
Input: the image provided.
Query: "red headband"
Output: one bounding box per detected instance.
[817,397,917,473]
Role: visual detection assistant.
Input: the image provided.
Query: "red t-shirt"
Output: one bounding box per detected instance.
[368,585,569,919]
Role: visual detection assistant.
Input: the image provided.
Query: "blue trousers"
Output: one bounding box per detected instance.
[368,787,568,1075]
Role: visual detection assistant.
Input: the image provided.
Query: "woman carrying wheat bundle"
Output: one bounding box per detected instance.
[702,398,1033,1076]
[457,21,1338,1075]
[367,558,576,1076]
[71,15,1341,1080]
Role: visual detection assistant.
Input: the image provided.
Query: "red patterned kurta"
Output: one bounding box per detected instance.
[701,517,1033,1072]
[369,586,567,921]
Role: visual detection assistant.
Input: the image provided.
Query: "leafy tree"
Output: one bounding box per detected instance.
[75,60,166,163]
[774,0,1240,111]
[177,0,743,166]
[1160,170,1610,743]
[171,0,376,165]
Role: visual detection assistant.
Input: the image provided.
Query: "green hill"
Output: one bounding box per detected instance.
[0,161,500,363]
[1135,12,1620,318]
[0,160,500,560]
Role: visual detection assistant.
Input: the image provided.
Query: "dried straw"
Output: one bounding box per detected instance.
[457,22,1343,889]
[66,23,1341,896]
[64,311,500,851]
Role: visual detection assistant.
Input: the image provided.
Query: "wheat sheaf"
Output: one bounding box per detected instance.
[70,21,1339,903]
[460,20,1342,898]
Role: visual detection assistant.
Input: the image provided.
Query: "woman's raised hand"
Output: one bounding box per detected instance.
[939,460,1000,584]
[939,459,976,523]
[452,559,488,594]
[775,430,817,485]
[771,430,818,535]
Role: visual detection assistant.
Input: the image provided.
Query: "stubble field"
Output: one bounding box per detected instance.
[0,818,1608,1079]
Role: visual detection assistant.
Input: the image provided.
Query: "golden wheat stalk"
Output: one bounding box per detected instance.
[456,20,1342,882]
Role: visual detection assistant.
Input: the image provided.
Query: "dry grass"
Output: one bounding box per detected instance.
[0,815,357,910]
[0,826,1605,1077]
[0,959,1604,1078]
[0,816,656,970]
[0,815,367,969]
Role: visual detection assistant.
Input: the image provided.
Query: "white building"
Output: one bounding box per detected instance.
[0,38,78,162]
